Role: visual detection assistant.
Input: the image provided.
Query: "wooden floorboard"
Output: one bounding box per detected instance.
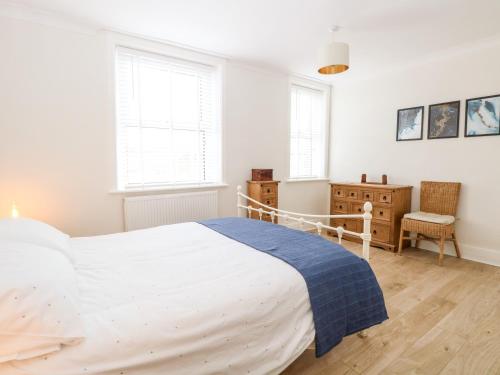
[283,240,500,375]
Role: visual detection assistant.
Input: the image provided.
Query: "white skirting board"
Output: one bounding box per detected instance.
[418,241,500,267]
[124,191,218,231]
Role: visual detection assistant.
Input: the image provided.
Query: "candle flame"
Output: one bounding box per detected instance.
[11,202,19,218]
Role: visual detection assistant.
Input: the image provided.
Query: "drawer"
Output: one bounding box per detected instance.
[351,203,364,214]
[262,197,276,207]
[331,218,358,232]
[361,191,374,201]
[371,223,390,243]
[333,188,346,199]
[377,191,392,204]
[373,206,391,221]
[332,200,348,213]
[261,184,277,196]
[347,190,359,200]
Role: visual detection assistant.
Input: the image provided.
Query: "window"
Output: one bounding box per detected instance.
[289,83,328,179]
[115,47,221,190]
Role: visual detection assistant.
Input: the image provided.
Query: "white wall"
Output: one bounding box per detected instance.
[331,42,500,265]
[0,15,329,236]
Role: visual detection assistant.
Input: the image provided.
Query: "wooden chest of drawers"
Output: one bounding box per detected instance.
[247,180,280,222]
[329,182,412,251]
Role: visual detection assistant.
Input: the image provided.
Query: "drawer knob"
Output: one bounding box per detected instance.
[365,194,370,198]
[337,191,340,195]
[351,192,354,196]
[373,230,377,234]
[267,189,271,193]
[382,196,387,200]
[266,200,271,204]
[343,224,347,228]
[339,205,343,209]
[379,211,383,215]
[358,208,362,212]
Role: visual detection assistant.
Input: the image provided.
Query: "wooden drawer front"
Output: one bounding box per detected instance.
[332,201,348,213]
[331,218,358,232]
[261,184,276,196]
[347,190,359,200]
[377,191,392,204]
[371,223,390,243]
[351,203,364,214]
[262,197,276,207]
[373,206,391,221]
[362,191,374,201]
[333,187,346,198]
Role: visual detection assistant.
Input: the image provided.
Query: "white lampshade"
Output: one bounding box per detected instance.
[318,41,349,74]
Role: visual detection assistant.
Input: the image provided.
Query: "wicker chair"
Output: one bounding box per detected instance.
[398,181,461,266]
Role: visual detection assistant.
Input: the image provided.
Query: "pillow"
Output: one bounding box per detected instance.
[0,218,73,262]
[0,241,85,363]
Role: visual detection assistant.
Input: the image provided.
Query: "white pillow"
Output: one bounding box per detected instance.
[0,218,73,262]
[0,241,85,363]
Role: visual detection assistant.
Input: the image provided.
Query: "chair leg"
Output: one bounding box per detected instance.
[438,235,445,266]
[415,236,421,249]
[398,226,405,256]
[452,233,461,259]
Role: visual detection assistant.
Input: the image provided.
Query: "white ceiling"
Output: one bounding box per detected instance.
[5,0,500,81]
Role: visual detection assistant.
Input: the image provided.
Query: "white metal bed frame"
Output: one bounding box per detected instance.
[236,185,373,261]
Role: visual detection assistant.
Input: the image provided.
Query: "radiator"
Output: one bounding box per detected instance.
[124,191,218,231]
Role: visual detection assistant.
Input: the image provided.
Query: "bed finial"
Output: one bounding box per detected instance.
[363,201,373,216]
[315,222,322,235]
[336,226,344,244]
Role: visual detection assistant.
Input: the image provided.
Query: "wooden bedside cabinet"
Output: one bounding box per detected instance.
[246,180,280,222]
[329,182,412,251]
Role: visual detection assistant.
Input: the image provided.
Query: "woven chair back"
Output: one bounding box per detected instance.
[420,181,461,216]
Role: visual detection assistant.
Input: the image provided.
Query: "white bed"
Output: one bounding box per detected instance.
[1,222,314,375]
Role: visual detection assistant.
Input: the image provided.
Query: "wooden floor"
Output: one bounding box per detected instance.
[283,240,500,375]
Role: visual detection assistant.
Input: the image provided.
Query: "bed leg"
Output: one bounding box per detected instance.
[357,330,368,338]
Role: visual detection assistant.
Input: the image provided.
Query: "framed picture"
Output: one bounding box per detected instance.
[428,101,460,139]
[465,94,500,137]
[396,106,424,141]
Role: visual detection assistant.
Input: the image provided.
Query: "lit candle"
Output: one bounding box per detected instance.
[11,202,19,218]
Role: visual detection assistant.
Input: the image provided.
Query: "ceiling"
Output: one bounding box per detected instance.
[5,0,500,81]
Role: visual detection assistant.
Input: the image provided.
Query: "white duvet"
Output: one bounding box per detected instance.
[1,222,314,375]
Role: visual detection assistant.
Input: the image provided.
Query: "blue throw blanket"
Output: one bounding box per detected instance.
[198,217,388,357]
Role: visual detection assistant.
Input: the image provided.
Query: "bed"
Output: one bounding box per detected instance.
[0,186,387,375]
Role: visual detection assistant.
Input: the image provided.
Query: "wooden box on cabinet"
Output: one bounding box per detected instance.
[246,180,280,222]
[329,182,412,251]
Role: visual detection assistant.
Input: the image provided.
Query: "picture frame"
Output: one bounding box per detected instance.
[465,94,500,137]
[396,106,424,141]
[427,100,460,139]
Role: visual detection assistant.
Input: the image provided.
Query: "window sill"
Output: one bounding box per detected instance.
[286,178,330,183]
[109,183,228,194]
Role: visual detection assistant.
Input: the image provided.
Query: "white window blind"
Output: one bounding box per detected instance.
[289,84,327,179]
[115,47,221,190]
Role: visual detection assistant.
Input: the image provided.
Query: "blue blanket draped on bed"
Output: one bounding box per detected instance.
[198,217,388,357]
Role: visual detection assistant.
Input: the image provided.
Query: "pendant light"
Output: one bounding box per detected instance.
[318,26,349,75]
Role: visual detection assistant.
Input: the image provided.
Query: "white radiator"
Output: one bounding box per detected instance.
[124,191,218,231]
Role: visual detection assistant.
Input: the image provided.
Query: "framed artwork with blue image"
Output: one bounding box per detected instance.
[465,94,500,137]
[396,106,424,141]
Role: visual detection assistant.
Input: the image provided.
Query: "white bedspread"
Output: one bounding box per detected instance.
[1,222,314,375]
